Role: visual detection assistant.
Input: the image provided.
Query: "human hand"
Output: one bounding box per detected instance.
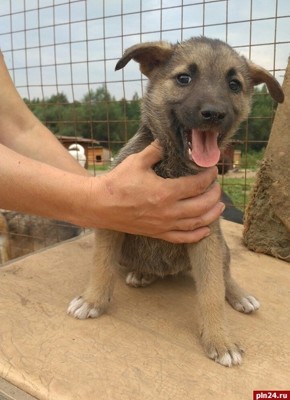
[95,141,223,243]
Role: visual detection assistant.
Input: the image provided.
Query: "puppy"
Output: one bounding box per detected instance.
[68,37,284,367]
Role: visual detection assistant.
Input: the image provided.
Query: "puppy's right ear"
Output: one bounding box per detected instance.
[248,62,284,103]
[115,41,174,78]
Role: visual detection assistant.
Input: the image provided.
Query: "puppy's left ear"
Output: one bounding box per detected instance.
[248,62,284,103]
[115,41,174,78]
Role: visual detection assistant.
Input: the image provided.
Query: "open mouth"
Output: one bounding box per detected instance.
[186,129,221,168]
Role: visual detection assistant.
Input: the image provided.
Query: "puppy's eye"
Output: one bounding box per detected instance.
[176,74,192,86]
[229,79,242,93]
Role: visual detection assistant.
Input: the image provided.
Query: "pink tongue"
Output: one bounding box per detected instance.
[191,129,220,168]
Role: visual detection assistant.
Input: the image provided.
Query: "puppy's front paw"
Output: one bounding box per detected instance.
[67,296,105,319]
[201,327,244,367]
[231,295,260,314]
[205,342,244,367]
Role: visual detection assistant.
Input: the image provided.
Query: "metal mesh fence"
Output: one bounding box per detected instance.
[0,0,289,261]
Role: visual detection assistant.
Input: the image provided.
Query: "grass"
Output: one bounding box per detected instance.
[239,149,265,170]
[88,164,110,171]
[219,149,262,211]
[219,175,256,211]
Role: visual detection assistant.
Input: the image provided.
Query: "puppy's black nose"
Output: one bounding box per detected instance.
[201,109,226,122]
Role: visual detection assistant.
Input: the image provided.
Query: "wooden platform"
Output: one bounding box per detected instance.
[0,220,289,400]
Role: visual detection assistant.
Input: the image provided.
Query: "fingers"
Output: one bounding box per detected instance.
[154,200,224,243]
[175,200,225,231]
[154,227,211,244]
[149,139,161,151]
[170,182,221,220]
[154,202,225,244]
[167,167,219,199]
[150,181,224,243]
[113,142,223,244]
[137,140,163,168]
[137,142,218,199]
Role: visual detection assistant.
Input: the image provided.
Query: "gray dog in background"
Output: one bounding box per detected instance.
[68,37,284,367]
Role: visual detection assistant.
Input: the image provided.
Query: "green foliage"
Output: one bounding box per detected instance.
[239,148,265,170]
[218,177,255,211]
[24,83,273,155]
[25,85,141,153]
[236,85,277,152]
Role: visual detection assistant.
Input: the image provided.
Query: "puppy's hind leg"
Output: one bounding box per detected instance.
[126,271,158,288]
[68,230,124,319]
[222,241,260,314]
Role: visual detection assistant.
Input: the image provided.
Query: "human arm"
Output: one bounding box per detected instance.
[0,50,87,176]
[0,142,222,243]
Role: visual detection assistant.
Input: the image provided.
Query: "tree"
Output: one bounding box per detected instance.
[24,85,273,154]
[236,85,277,152]
[25,92,74,136]
[80,86,123,149]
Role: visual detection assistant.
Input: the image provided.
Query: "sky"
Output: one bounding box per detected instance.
[0,0,289,101]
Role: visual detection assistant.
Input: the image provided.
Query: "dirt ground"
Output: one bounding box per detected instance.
[0,220,289,400]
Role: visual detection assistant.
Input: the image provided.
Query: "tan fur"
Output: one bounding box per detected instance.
[68,37,284,367]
